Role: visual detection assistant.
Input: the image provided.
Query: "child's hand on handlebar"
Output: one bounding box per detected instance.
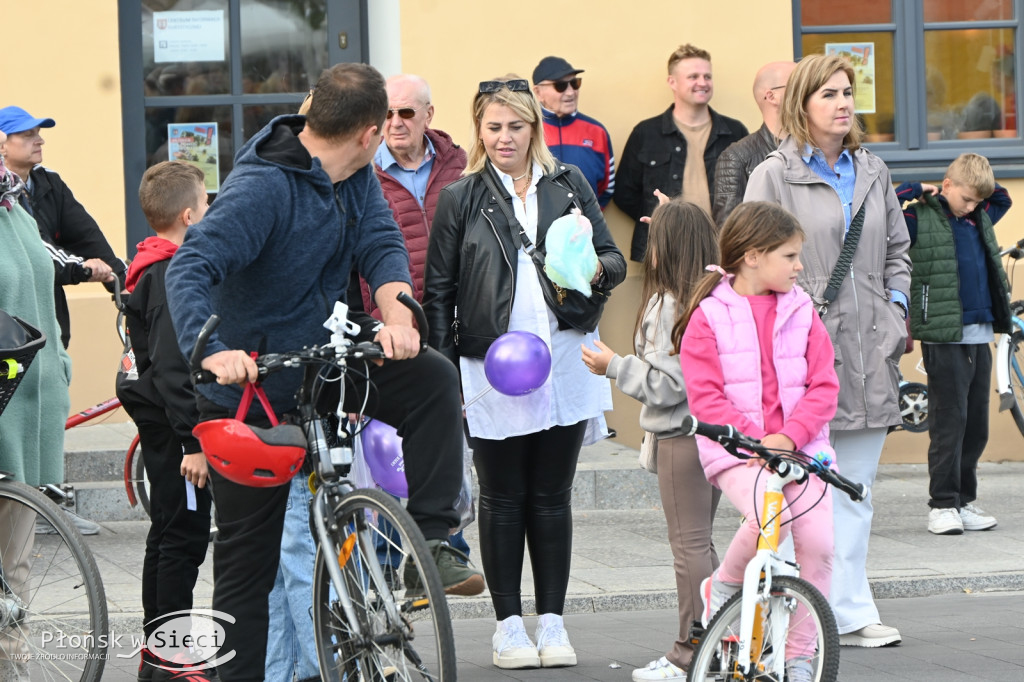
[761,433,796,453]
[202,350,259,385]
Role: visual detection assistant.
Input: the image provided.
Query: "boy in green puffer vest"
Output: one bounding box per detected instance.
[896,153,1012,537]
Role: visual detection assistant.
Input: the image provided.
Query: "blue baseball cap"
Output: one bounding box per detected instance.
[0,106,56,135]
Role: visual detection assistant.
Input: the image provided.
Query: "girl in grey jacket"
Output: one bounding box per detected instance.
[581,199,721,682]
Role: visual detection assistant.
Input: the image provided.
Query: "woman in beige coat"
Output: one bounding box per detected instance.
[745,53,911,649]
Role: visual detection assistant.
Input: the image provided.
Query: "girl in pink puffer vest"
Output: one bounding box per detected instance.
[679,202,840,669]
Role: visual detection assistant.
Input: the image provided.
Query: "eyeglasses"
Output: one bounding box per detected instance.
[478,79,530,94]
[769,85,787,91]
[385,105,426,120]
[544,78,582,93]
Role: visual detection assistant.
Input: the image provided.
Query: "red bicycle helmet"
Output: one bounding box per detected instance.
[193,419,307,487]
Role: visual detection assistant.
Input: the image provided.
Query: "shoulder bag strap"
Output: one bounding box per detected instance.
[479,169,545,265]
[819,203,866,316]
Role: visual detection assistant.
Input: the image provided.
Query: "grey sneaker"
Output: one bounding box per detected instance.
[35,509,101,536]
[960,503,997,531]
[403,539,484,597]
[786,659,814,682]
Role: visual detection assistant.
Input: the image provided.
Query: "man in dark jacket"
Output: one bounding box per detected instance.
[0,106,126,348]
[166,63,482,682]
[712,61,795,226]
[614,44,747,260]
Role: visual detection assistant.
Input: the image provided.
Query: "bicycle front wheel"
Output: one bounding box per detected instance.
[1005,330,1024,438]
[689,575,838,682]
[0,479,108,682]
[312,486,456,682]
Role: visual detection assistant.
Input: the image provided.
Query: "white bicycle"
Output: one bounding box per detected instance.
[995,238,1024,438]
[682,417,866,682]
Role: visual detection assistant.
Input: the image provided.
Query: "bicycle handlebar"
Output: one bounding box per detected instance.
[189,293,429,385]
[680,415,867,502]
[999,237,1024,258]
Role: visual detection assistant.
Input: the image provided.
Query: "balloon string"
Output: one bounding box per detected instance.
[462,385,494,409]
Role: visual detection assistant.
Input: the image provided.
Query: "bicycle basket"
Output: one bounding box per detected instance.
[0,313,46,418]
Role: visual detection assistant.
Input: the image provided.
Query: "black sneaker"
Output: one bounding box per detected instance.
[404,539,484,597]
[152,664,215,682]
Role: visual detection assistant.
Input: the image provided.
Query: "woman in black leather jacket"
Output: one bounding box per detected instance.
[423,76,624,671]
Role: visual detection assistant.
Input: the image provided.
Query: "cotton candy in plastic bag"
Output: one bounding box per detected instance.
[543,208,599,297]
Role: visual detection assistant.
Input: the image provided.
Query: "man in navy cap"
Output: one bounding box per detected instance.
[532,56,615,208]
[0,105,125,350]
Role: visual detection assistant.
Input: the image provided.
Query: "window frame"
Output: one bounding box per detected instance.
[117,0,368,253]
[793,0,1024,180]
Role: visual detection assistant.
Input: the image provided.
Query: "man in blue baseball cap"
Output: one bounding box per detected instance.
[0,105,125,352]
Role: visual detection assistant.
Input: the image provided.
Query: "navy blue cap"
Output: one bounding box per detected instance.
[532,57,584,85]
[0,106,56,135]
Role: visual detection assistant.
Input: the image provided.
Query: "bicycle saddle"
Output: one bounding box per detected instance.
[193,419,307,487]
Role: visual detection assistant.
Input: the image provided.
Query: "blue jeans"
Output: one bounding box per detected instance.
[374,496,470,568]
[265,476,319,682]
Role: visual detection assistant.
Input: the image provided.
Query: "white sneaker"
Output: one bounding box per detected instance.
[839,623,902,647]
[632,656,686,681]
[492,615,540,669]
[928,507,964,535]
[534,613,576,667]
[960,503,997,531]
[699,572,739,627]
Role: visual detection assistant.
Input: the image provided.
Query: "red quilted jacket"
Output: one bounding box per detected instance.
[362,128,466,317]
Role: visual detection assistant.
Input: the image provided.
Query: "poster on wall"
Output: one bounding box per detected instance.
[825,42,876,114]
[154,10,225,63]
[168,123,220,193]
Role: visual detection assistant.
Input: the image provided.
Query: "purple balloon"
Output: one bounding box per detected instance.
[360,419,408,497]
[484,331,552,396]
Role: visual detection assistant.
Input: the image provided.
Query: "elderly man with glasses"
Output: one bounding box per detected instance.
[712,61,797,226]
[531,56,616,209]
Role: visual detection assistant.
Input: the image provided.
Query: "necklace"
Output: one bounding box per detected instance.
[512,168,530,182]
[514,178,530,201]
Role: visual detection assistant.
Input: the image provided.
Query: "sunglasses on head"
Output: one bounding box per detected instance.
[385,105,426,120]
[547,78,582,93]
[478,79,530,94]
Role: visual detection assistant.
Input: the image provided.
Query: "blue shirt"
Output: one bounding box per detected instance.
[374,136,436,208]
[802,145,908,313]
[802,145,855,230]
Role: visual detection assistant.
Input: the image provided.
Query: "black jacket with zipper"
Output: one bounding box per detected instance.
[423,162,626,364]
[28,166,126,348]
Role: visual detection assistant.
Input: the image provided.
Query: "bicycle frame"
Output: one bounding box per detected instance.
[995,306,1024,412]
[736,460,808,679]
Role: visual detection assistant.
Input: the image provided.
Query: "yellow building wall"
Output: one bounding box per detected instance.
[6,0,1024,462]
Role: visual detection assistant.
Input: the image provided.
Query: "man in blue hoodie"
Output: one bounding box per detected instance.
[166,63,482,682]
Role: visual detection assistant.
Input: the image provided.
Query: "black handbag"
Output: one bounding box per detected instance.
[817,204,866,317]
[480,170,608,333]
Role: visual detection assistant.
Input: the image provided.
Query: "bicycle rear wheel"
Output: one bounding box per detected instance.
[312,486,456,682]
[0,478,108,681]
[1006,330,1024,438]
[689,575,838,682]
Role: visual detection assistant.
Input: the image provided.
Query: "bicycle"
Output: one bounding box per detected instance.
[0,313,109,682]
[682,416,866,682]
[190,292,456,681]
[995,238,1024,438]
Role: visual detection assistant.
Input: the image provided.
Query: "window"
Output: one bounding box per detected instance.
[795,0,1023,177]
[118,0,366,251]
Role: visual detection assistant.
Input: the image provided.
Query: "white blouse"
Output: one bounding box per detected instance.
[460,162,613,440]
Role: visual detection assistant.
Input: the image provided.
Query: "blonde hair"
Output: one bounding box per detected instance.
[465,75,557,176]
[680,202,805,329]
[139,161,205,230]
[781,54,864,151]
[668,44,711,75]
[945,153,995,198]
